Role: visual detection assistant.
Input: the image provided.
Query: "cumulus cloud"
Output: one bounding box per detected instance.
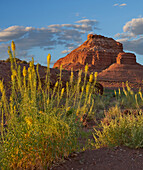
[116,17,143,55]
[123,18,143,35]
[0,26,35,42]
[0,18,99,61]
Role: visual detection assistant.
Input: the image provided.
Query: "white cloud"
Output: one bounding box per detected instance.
[113,3,119,6]
[0,26,35,42]
[120,3,127,7]
[115,17,143,55]
[113,3,127,7]
[123,18,143,35]
[61,50,71,54]
[76,19,98,26]
[0,18,99,61]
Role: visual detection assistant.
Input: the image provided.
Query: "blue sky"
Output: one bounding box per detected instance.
[0,0,143,66]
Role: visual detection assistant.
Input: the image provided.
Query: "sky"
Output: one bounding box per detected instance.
[0,0,143,66]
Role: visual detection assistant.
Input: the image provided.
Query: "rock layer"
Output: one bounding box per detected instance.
[53,34,124,71]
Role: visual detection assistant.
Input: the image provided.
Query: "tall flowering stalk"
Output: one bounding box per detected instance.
[11,41,17,70]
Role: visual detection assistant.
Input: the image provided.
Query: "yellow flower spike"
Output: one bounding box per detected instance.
[118,88,121,95]
[76,109,80,116]
[12,69,17,77]
[89,72,93,83]
[114,90,117,96]
[66,107,71,112]
[11,75,14,81]
[28,67,31,74]
[24,116,32,126]
[55,81,58,87]
[86,84,90,94]
[47,98,50,105]
[29,73,32,80]
[94,72,98,79]
[61,88,65,97]
[23,66,27,77]
[70,69,73,84]
[81,86,84,92]
[7,46,12,55]
[0,81,4,92]
[139,91,143,100]
[85,64,88,73]
[11,41,16,51]
[39,111,43,114]
[47,54,51,63]
[29,61,33,68]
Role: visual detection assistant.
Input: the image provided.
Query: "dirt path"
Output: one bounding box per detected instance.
[52,146,143,170]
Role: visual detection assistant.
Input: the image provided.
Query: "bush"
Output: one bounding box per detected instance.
[93,106,143,149]
[0,43,97,169]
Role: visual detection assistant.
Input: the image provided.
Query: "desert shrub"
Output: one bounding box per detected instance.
[93,105,143,149]
[0,42,97,169]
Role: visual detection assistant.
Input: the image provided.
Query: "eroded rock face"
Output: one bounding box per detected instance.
[116,53,136,65]
[53,34,124,72]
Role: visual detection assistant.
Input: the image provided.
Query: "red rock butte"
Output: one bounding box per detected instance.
[53,34,124,72]
[53,34,143,86]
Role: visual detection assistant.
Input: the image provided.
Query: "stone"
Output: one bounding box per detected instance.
[53,34,124,72]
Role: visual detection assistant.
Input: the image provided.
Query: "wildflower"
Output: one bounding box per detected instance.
[47,98,50,105]
[25,116,32,126]
[135,94,138,106]
[76,109,80,116]
[86,84,90,94]
[12,69,17,77]
[28,73,32,80]
[70,69,73,84]
[61,88,64,97]
[78,70,82,84]
[47,54,51,63]
[139,91,143,100]
[11,41,16,51]
[7,46,12,55]
[89,72,93,83]
[55,81,58,87]
[118,88,121,95]
[66,107,71,112]
[39,111,44,114]
[23,66,27,77]
[114,90,117,96]
[81,86,84,92]
[14,105,16,111]
[11,75,14,81]
[94,72,98,79]
[85,64,88,73]
[0,81,4,92]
